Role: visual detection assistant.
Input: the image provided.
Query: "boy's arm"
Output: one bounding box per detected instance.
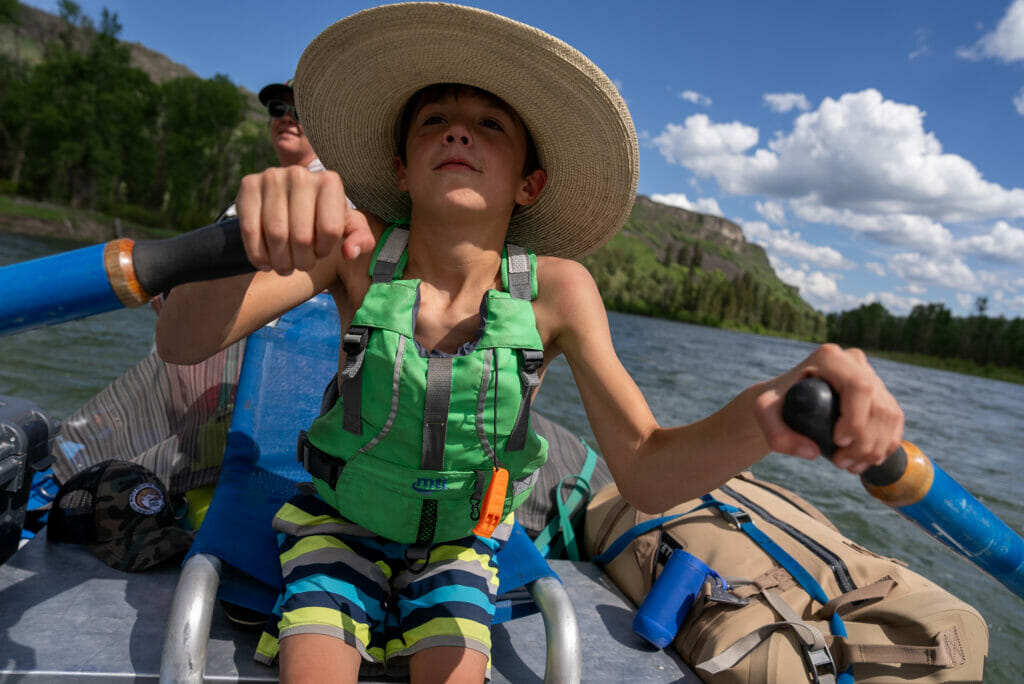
[539,259,903,513]
[156,167,377,365]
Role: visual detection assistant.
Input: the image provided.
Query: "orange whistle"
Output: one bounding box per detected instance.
[472,467,509,537]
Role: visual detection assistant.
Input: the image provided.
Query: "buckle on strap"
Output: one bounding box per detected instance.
[297,430,343,488]
[803,644,838,684]
[720,505,752,528]
[519,349,543,388]
[341,326,370,435]
[341,327,370,377]
[507,348,544,452]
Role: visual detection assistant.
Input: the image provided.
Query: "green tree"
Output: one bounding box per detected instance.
[19,8,158,209]
[157,75,246,227]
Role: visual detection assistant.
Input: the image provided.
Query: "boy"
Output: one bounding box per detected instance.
[156,4,902,683]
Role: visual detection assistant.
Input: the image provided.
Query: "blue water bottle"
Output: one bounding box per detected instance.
[633,549,714,648]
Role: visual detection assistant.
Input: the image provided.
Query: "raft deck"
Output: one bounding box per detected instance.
[0,530,697,682]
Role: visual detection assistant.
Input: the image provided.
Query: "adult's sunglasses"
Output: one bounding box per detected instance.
[267,100,299,122]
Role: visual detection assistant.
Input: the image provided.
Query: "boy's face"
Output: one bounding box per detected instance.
[395,86,546,220]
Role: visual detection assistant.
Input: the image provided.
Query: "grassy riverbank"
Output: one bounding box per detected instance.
[0,194,175,243]
[866,350,1024,386]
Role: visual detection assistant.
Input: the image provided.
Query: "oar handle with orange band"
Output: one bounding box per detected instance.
[0,219,253,337]
[783,376,1024,599]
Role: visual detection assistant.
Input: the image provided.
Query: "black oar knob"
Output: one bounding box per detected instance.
[782,377,839,457]
[782,377,906,487]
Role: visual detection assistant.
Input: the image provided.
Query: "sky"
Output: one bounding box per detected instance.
[22,0,1024,318]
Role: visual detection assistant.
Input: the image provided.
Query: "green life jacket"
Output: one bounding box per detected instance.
[300,224,549,544]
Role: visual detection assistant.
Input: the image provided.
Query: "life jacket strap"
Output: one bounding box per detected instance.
[507,348,543,451]
[372,226,410,282]
[422,357,453,470]
[341,326,370,434]
[505,243,532,301]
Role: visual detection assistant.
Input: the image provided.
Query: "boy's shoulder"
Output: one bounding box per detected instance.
[536,255,594,287]
[535,256,603,314]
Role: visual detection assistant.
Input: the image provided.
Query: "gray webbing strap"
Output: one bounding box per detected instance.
[506,243,532,300]
[696,588,836,683]
[421,357,453,470]
[506,348,543,451]
[372,226,410,283]
[341,326,370,434]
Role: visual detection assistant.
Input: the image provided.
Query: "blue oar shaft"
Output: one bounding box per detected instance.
[0,240,146,336]
[0,220,252,338]
[898,460,1024,598]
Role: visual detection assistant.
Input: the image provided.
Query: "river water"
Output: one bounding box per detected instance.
[2,231,1022,680]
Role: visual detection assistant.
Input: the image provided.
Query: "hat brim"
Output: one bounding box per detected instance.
[294,2,638,258]
[258,82,294,105]
[91,525,194,572]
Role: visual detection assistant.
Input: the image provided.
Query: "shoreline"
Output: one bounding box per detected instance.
[0,196,172,244]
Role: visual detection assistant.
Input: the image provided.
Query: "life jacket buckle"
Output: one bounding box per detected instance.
[342,326,370,364]
[297,430,343,488]
[519,349,544,387]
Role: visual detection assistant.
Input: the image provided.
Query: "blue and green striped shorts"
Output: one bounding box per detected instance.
[254,490,511,678]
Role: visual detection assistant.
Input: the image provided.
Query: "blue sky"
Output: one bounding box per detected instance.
[23,0,1024,317]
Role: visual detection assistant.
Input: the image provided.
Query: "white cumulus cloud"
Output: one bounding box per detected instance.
[649,193,723,216]
[755,200,786,225]
[957,0,1024,62]
[680,90,712,107]
[741,220,854,270]
[872,291,926,315]
[653,89,1024,225]
[790,203,955,251]
[955,220,1024,263]
[652,114,762,169]
[763,93,811,113]
[889,252,980,291]
[1015,87,1024,116]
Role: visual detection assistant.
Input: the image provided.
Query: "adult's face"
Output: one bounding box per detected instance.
[269,93,316,167]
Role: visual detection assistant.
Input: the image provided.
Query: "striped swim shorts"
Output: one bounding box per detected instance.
[254,489,512,678]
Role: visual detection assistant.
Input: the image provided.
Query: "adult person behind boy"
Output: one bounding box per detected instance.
[157,4,903,683]
[214,79,322,223]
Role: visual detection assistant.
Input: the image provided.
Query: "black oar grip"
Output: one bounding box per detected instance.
[782,377,905,486]
[132,218,254,297]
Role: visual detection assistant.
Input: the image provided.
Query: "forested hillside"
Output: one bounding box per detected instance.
[581,197,826,339]
[0,1,276,230]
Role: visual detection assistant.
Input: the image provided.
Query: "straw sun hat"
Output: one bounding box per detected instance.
[294,2,639,259]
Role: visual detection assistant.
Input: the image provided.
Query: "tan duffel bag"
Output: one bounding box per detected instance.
[584,471,988,683]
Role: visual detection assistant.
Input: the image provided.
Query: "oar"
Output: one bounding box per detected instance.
[0,219,252,337]
[783,376,1024,599]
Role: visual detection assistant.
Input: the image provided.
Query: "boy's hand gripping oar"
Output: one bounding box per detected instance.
[0,219,253,337]
[783,376,1024,600]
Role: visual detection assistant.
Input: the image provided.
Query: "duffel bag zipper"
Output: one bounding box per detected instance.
[720,485,857,595]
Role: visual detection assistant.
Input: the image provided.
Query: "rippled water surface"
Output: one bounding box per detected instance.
[2,232,1021,680]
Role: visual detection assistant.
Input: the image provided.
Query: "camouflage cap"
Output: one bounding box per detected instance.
[48,460,194,572]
